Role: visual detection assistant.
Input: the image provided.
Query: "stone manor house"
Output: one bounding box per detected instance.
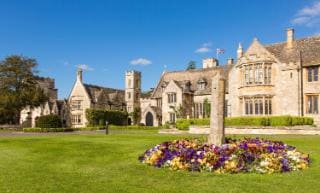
[20,28,320,127]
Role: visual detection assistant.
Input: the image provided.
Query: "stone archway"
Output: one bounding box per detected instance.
[145,112,154,126]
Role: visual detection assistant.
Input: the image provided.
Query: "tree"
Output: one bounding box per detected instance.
[129,107,141,125]
[170,104,186,119]
[186,61,196,70]
[0,55,48,124]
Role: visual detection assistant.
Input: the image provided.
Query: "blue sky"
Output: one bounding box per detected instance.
[1,0,320,98]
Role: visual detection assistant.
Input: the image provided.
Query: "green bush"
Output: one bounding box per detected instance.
[78,126,103,131]
[175,116,314,130]
[23,127,74,132]
[86,109,128,126]
[109,125,160,130]
[225,117,268,126]
[35,115,62,128]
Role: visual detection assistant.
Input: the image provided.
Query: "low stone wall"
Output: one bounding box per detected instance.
[189,125,320,135]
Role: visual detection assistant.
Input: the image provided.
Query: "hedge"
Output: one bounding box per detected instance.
[109,125,160,130]
[86,109,128,126]
[23,127,74,132]
[35,115,62,128]
[176,116,314,130]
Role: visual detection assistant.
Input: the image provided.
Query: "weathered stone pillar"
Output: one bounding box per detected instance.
[208,72,225,145]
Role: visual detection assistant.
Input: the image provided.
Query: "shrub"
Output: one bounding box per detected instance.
[86,109,128,126]
[175,116,314,130]
[35,115,62,128]
[78,126,103,131]
[23,127,74,132]
[225,117,268,126]
[109,125,160,130]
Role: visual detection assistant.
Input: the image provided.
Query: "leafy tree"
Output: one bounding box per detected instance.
[0,55,48,124]
[170,104,186,119]
[203,98,211,118]
[129,107,141,125]
[186,61,196,70]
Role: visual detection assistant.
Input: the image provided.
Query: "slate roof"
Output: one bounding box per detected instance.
[151,65,231,98]
[83,84,125,104]
[265,35,320,66]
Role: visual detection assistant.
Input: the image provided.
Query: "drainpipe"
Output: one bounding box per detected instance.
[299,51,304,116]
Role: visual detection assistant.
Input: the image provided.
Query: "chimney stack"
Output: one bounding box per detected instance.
[77,67,83,82]
[237,43,243,59]
[287,28,294,49]
[227,58,234,65]
[203,58,219,68]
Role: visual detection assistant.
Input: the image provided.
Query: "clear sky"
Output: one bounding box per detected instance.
[1,0,319,98]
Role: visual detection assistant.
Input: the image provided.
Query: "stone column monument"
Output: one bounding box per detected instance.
[208,71,225,146]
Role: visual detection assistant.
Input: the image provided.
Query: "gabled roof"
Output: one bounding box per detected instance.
[265,35,320,66]
[151,66,230,98]
[83,84,125,104]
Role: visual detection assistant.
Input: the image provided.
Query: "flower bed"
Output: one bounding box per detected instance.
[139,138,309,174]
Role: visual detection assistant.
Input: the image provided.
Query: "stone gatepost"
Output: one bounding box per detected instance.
[208,72,225,145]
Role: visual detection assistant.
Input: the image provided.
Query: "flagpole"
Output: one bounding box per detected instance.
[216,48,219,60]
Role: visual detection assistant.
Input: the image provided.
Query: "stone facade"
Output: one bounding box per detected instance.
[129,60,232,126]
[228,29,320,125]
[20,77,68,127]
[68,68,125,128]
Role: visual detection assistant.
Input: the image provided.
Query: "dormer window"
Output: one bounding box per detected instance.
[197,78,207,90]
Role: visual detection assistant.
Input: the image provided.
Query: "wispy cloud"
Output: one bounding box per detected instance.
[292,1,320,27]
[77,64,94,71]
[195,42,212,53]
[130,58,152,66]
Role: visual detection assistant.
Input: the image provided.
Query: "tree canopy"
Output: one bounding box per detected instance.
[186,60,196,70]
[0,55,48,124]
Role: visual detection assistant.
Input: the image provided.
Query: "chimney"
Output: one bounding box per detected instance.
[77,67,83,82]
[202,58,219,68]
[287,28,294,49]
[237,43,243,59]
[227,58,234,65]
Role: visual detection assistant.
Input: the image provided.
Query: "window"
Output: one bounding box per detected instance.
[167,93,177,103]
[244,97,272,115]
[157,98,162,107]
[198,78,207,90]
[71,100,82,110]
[128,79,131,88]
[243,63,272,85]
[307,95,318,114]
[169,113,176,123]
[307,66,319,82]
[127,92,131,99]
[199,83,206,90]
[194,103,205,118]
[71,114,82,124]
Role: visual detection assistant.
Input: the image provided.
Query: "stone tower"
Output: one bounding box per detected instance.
[125,70,141,115]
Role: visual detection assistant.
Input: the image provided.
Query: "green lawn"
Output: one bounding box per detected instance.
[0,130,319,193]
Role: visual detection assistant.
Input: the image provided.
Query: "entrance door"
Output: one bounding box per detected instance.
[146,112,154,126]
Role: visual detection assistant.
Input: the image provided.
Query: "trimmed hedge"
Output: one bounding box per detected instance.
[109,125,160,130]
[86,109,128,126]
[23,127,74,132]
[176,116,314,130]
[35,115,62,128]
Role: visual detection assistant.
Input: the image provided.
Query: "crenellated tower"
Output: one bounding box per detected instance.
[125,70,141,115]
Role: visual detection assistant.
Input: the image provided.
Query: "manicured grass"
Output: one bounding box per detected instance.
[0,130,319,193]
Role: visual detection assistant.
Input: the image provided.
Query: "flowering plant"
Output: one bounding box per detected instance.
[139,138,309,174]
